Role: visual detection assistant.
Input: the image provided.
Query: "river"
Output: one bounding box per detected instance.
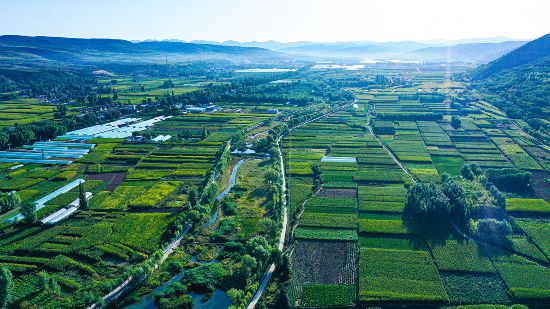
[125,159,245,309]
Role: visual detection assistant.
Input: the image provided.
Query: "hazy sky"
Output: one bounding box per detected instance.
[1,0,549,42]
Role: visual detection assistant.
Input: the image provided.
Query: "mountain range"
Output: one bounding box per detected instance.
[0,35,283,66]
[0,35,533,65]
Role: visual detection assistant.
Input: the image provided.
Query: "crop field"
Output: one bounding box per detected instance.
[0,105,279,307]
[98,77,204,105]
[1,59,549,309]
[0,99,58,127]
[285,66,550,308]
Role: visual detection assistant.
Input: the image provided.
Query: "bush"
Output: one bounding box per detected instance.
[180,263,226,293]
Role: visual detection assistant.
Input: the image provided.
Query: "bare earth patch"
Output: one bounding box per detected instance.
[87,172,127,191]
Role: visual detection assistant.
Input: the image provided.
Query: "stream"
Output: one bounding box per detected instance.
[125,159,245,309]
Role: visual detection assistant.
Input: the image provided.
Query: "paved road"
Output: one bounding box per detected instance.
[247,103,352,309]
[247,139,287,309]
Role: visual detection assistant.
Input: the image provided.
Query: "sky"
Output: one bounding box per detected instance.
[0,0,549,42]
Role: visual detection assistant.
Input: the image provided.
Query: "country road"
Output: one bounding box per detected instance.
[246,138,287,309]
[247,102,352,309]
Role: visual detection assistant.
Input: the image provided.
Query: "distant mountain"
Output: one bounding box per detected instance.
[403,41,526,63]
[419,37,526,45]
[232,40,524,63]
[221,40,315,50]
[209,37,523,52]
[278,41,431,58]
[0,35,283,65]
[473,33,550,79]
[123,38,529,63]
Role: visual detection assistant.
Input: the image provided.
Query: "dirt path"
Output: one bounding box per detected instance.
[367,110,549,271]
[290,186,321,241]
[366,113,416,182]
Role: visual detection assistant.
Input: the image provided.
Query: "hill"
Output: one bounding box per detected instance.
[0,35,282,66]
[473,33,550,79]
[275,40,525,63]
[404,41,526,63]
[471,33,550,143]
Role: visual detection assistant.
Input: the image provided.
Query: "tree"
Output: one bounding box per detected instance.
[158,294,192,309]
[186,210,202,225]
[486,168,531,193]
[451,115,461,128]
[201,128,209,139]
[79,182,88,210]
[201,183,219,205]
[20,201,36,225]
[264,169,280,187]
[460,164,475,180]
[0,267,12,308]
[279,253,291,283]
[227,288,245,306]
[245,236,272,266]
[0,133,8,149]
[50,278,61,297]
[0,192,20,214]
[53,105,68,119]
[403,183,450,226]
[442,177,470,230]
[311,164,322,190]
[474,218,513,248]
[241,254,257,278]
[163,79,174,88]
[188,188,198,207]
